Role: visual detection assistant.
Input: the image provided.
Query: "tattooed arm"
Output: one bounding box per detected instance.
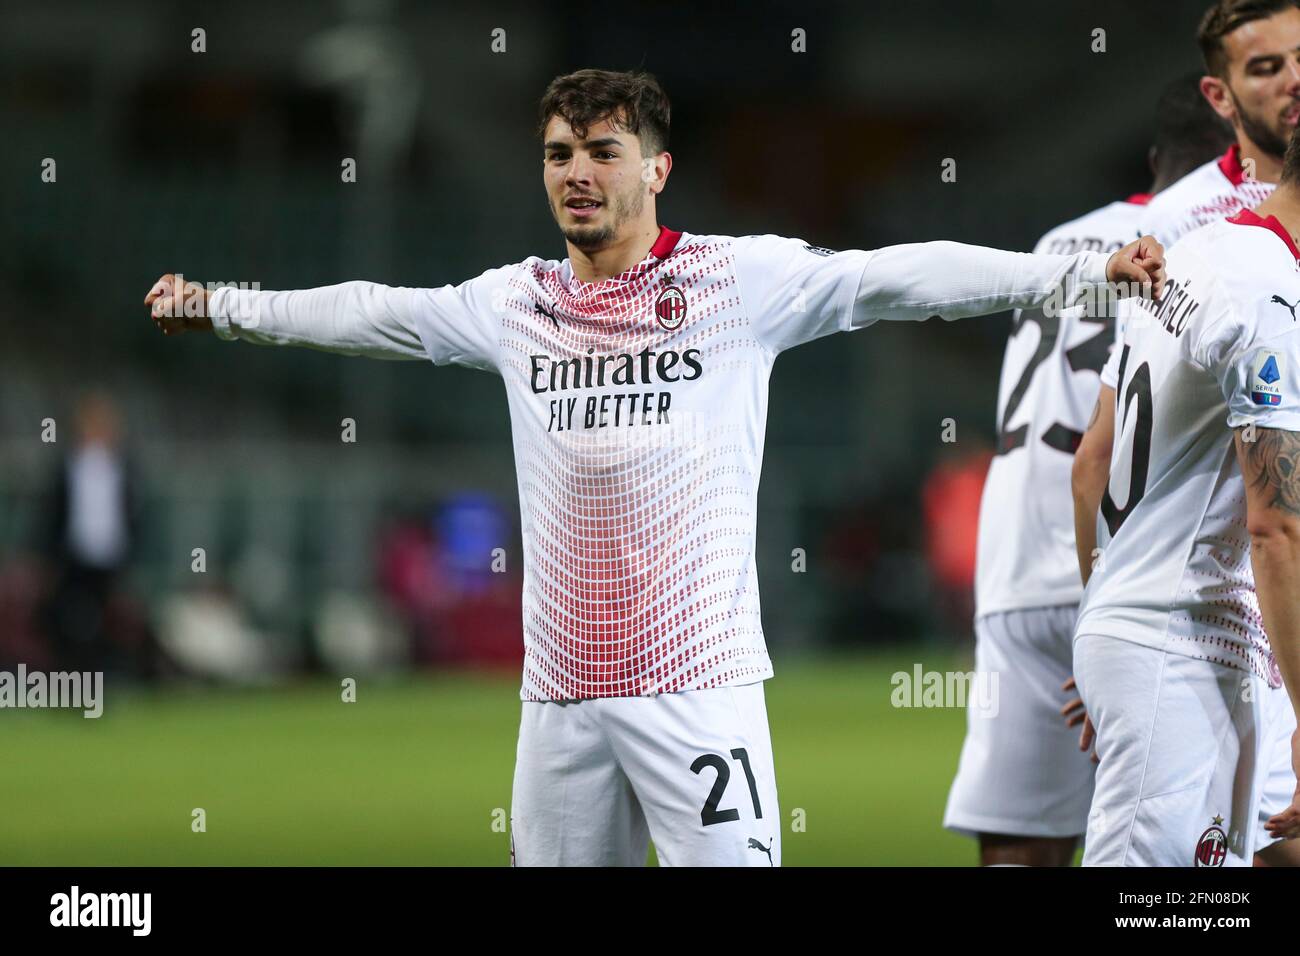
[1236,426,1300,840]
[1072,386,1116,586]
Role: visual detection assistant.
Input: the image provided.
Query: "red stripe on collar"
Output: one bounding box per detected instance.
[1218,143,1246,187]
[650,225,682,259]
[1227,207,1300,261]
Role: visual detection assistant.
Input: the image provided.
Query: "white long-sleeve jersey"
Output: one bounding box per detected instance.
[209,226,1112,701]
[1139,144,1275,247]
[974,195,1148,618]
[1080,211,1300,687]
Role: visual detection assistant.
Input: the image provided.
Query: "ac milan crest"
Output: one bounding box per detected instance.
[655,284,687,331]
[1194,819,1228,867]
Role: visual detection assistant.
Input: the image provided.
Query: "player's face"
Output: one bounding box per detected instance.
[542,114,650,251]
[1221,8,1300,157]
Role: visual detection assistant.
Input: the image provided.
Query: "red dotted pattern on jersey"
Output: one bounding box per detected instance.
[1179,182,1274,240]
[1177,498,1282,687]
[496,235,772,699]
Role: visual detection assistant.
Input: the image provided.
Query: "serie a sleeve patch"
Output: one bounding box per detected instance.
[1249,349,1285,406]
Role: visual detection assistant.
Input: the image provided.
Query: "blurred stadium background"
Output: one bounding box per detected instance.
[1,0,1215,864]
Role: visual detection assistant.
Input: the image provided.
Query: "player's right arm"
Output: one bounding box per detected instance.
[144,270,504,370]
[1071,385,1116,587]
[1237,426,1300,839]
[145,273,428,359]
[1204,260,1300,840]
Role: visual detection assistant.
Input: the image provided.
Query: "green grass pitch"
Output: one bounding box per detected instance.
[0,650,976,865]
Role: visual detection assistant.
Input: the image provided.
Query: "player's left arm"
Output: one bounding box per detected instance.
[735,234,1163,355]
[1072,385,1116,587]
[850,235,1164,326]
[1063,349,1122,759]
[1237,426,1300,839]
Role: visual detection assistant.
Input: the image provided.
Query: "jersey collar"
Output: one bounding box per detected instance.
[1218,143,1247,187]
[650,225,682,259]
[566,226,683,290]
[1226,207,1300,262]
[1124,192,1153,205]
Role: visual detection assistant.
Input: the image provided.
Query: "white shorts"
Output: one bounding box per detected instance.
[944,604,1096,839]
[509,681,780,867]
[1074,633,1296,867]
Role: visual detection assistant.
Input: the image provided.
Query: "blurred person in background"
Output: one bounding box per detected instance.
[376,507,451,665]
[375,497,523,669]
[40,391,144,674]
[920,440,993,641]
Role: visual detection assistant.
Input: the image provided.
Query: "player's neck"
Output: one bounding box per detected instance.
[567,223,662,283]
[1238,135,1283,185]
[1255,183,1300,236]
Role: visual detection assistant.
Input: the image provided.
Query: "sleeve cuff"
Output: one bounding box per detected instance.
[207,286,236,341]
[1226,411,1300,431]
[843,250,879,333]
[1081,250,1111,288]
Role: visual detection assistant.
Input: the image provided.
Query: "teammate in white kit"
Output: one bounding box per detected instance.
[142,69,1164,867]
[1067,0,1300,867]
[1138,0,1300,248]
[944,75,1232,867]
[1070,133,1300,863]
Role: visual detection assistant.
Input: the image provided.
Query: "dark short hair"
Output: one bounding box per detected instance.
[537,69,671,156]
[1152,70,1235,182]
[1198,0,1300,77]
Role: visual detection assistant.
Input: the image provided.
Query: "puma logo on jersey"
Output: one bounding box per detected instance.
[1270,294,1300,321]
[747,837,774,866]
[535,301,559,328]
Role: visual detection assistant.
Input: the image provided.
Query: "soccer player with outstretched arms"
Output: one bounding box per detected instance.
[145,69,1163,867]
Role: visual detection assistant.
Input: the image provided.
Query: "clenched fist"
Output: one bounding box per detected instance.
[1105,235,1166,299]
[144,274,212,335]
